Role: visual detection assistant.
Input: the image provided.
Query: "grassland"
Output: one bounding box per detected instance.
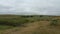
[0,15,60,34]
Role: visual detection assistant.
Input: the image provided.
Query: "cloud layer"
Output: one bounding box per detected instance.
[0,0,60,15]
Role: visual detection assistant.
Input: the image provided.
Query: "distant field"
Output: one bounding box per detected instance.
[0,15,41,30]
[0,15,60,34]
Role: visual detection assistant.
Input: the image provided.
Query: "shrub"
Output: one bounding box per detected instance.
[40,15,43,17]
[0,18,30,27]
[50,19,58,26]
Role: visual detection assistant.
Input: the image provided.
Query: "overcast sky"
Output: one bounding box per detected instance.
[0,0,60,15]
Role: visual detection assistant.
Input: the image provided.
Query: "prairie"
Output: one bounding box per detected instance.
[0,15,60,34]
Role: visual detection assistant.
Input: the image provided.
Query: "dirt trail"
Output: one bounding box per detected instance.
[1,21,49,34]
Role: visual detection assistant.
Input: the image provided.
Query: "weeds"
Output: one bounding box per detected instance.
[50,19,58,26]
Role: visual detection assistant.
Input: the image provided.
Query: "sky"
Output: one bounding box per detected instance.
[0,0,60,15]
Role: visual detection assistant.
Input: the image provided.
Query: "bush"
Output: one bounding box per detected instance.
[0,18,30,27]
[40,15,43,17]
[50,19,58,26]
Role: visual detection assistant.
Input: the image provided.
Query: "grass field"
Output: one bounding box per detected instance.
[0,15,60,34]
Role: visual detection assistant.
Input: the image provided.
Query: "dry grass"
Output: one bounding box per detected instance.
[1,20,60,34]
[0,15,60,34]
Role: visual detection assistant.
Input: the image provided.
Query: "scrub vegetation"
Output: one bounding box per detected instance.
[0,15,60,34]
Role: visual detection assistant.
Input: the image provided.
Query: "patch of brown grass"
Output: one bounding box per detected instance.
[1,20,60,34]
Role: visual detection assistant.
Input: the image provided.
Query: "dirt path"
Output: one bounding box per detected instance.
[1,22,42,34]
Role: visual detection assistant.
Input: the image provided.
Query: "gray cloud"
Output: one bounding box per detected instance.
[0,0,60,15]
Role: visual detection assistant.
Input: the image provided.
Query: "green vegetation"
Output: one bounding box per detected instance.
[0,15,42,30]
[50,19,58,26]
[0,15,59,28]
[0,15,60,34]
